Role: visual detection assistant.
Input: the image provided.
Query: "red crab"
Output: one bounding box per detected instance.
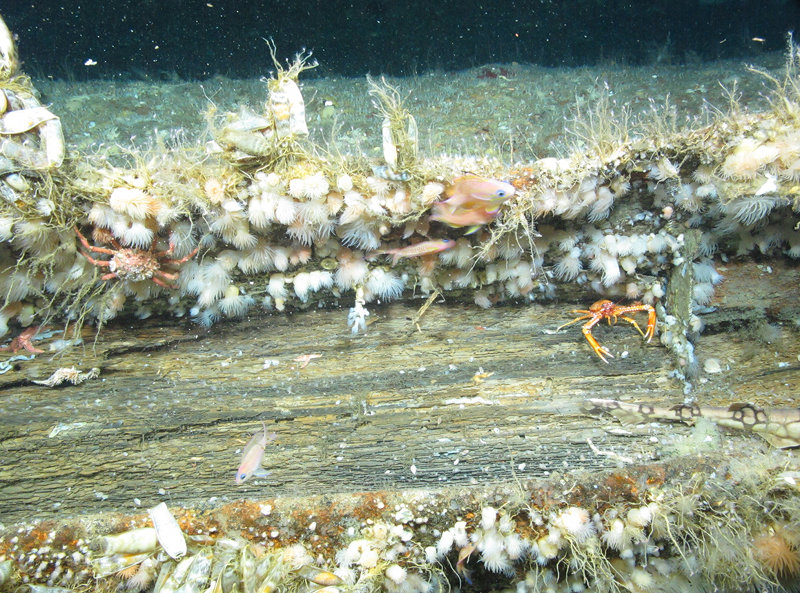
[557,299,657,363]
[75,226,199,289]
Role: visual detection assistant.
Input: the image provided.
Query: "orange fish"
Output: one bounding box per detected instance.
[375,239,455,266]
[430,175,515,233]
[429,203,498,234]
[235,422,277,484]
[442,175,515,210]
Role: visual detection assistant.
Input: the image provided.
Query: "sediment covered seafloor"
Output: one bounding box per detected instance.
[1,16,800,593]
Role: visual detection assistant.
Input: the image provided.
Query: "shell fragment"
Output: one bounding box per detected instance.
[149,502,187,559]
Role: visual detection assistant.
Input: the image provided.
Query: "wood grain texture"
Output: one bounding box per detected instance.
[0,260,797,525]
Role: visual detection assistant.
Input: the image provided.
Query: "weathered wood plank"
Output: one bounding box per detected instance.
[0,260,797,525]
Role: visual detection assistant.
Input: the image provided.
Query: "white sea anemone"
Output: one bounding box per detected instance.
[293,270,333,302]
[727,196,786,226]
[366,175,391,198]
[0,216,13,241]
[109,187,158,220]
[693,282,715,305]
[384,564,407,585]
[272,247,289,271]
[590,251,621,287]
[267,274,288,300]
[554,247,583,281]
[210,202,247,237]
[474,291,492,309]
[692,164,716,184]
[647,157,679,182]
[420,182,445,205]
[238,241,275,274]
[336,174,354,193]
[481,543,512,574]
[626,506,652,529]
[341,222,381,251]
[200,260,231,291]
[721,139,780,179]
[288,178,306,199]
[609,176,631,196]
[503,533,527,560]
[554,507,594,542]
[601,518,628,551]
[365,268,404,301]
[480,507,498,530]
[587,186,614,221]
[436,530,455,557]
[439,238,473,269]
[625,282,641,299]
[248,196,275,229]
[218,285,253,317]
[230,226,258,250]
[286,220,317,245]
[88,204,121,230]
[298,199,330,226]
[274,197,298,225]
[335,251,369,289]
[120,221,154,248]
[13,219,58,253]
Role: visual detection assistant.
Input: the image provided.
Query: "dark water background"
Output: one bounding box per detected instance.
[3,0,799,80]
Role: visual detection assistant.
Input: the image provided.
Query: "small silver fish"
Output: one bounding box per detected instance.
[235,422,277,484]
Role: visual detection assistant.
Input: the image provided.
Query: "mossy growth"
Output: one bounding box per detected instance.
[367,75,419,177]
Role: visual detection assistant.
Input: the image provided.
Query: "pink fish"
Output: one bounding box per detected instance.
[441,175,516,210]
[429,203,499,234]
[235,422,277,484]
[375,238,455,266]
[429,175,515,233]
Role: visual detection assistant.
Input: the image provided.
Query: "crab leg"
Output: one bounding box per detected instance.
[616,305,656,341]
[555,311,593,332]
[582,315,614,363]
[619,315,646,338]
[75,226,116,256]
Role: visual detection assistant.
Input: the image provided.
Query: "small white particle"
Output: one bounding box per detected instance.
[410,464,417,475]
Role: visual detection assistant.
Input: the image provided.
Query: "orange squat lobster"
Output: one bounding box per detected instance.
[557,299,657,363]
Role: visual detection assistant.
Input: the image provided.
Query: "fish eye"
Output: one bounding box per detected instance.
[496,190,507,197]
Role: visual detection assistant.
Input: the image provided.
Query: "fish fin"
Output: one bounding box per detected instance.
[463,225,482,235]
[252,468,272,478]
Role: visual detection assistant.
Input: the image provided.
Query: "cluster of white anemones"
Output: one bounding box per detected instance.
[331,521,434,593]
[3,113,799,336]
[422,502,676,591]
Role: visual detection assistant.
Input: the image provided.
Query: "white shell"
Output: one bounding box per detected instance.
[149,502,187,559]
[40,117,65,168]
[270,78,308,138]
[92,527,158,555]
[0,15,17,75]
[381,118,397,168]
[0,106,56,134]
